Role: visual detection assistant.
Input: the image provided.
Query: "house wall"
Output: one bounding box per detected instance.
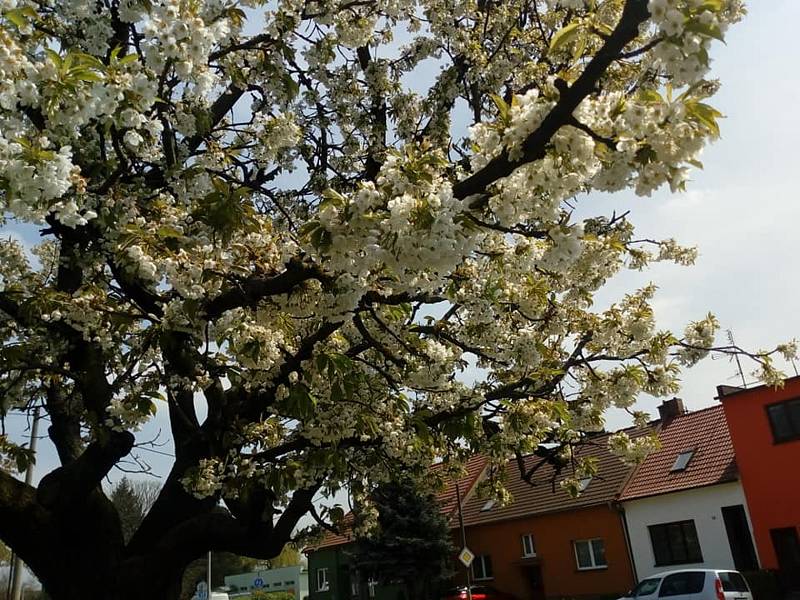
[453,504,635,600]
[224,566,308,599]
[308,547,350,600]
[305,545,411,600]
[721,379,800,570]
[622,481,755,579]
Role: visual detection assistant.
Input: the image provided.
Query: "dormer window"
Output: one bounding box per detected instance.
[671,450,694,472]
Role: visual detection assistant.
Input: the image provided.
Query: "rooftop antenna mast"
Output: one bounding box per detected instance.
[727,330,748,388]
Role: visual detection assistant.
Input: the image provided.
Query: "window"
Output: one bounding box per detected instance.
[632,579,661,597]
[574,538,607,570]
[480,499,496,512]
[317,568,329,592]
[521,533,536,557]
[648,520,703,566]
[671,450,694,472]
[351,580,360,597]
[718,572,750,593]
[472,555,493,580]
[766,398,800,443]
[658,572,705,597]
[367,578,378,598]
[577,477,593,492]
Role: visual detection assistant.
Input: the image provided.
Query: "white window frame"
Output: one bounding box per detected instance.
[351,579,360,597]
[317,568,330,591]
[574,538,607,571]
[521,533,536,558]
[367,578,378,598]
[472,555,494,581]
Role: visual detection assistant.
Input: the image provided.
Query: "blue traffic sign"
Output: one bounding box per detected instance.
[254,578,265,588]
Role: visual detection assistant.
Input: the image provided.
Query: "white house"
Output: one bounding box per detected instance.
[620,400,759,580]
[224,565,309,599]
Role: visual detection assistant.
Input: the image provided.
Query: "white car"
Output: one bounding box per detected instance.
[619,569,753,600]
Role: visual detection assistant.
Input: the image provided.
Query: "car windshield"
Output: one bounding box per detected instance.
[632,579,661,596]
[718,572,750,593]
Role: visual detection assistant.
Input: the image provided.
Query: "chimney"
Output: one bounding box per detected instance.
[658,397,686,421]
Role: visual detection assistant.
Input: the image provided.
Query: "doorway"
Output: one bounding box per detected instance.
[770,527,800,592]
[525,565,545,600]
[721,505,758,571]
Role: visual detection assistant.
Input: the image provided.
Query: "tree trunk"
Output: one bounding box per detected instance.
[40,565,183,600]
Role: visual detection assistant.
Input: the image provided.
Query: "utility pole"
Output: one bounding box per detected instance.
[207,550,212,599]
[10,407,40,600]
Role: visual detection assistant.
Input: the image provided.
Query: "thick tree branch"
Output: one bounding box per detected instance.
[45,384,83,465]
[357,46,387,181]
[452,0,649,201]
[37,431,135,510]
[0,470,50,569]
[184,83,246,156]
[204,258,331,318]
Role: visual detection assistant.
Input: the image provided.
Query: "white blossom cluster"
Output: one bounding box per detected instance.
[140,0,237,98]
[608,431,662,465]
[0,0,789,527]
[647,0,746,86]
[182,458,226,499]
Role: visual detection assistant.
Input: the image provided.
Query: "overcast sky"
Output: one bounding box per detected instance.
[599,0,800,427]
[4,1,799,488]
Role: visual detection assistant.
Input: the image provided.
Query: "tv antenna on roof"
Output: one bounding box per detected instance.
[711,329,747,388]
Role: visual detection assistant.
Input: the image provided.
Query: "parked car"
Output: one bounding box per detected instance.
[618,569,752,600]
[441,585,516,600]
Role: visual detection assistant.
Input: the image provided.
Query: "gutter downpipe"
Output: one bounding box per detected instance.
[616,501,638,585]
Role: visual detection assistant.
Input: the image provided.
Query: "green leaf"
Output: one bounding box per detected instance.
[4,7,35,28]
[549,21,583,54]
[298,219,321,236]
[685,101,722,137]
[685,20,725,43]
[157,225,183,239]
[15,451,30,473]
[310,226,332,251]
[489,94,510,126]
[572,33,587,61]
[320,188,347,209]
[697,0,725,12]
[286,384,317,419]
[118,54,139,66]
[638,88,664,104]
[44,48,62,68]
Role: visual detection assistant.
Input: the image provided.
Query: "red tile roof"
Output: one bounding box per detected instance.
[311,513,356,550]
[309,455,489,550]
[433,454,491,519]
[619,405,737,501]
[460,427,651,527]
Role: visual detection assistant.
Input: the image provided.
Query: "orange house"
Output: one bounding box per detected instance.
[719,377,800,592]
[452,430,646,600]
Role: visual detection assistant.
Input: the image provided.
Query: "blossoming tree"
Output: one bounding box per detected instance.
[0,0,791,597]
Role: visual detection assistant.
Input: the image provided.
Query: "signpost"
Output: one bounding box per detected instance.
[193,581,208,600]
[458,547,475,568]
[455,482,473,600]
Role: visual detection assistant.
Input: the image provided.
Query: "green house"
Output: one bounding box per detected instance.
[307,544,405,600]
